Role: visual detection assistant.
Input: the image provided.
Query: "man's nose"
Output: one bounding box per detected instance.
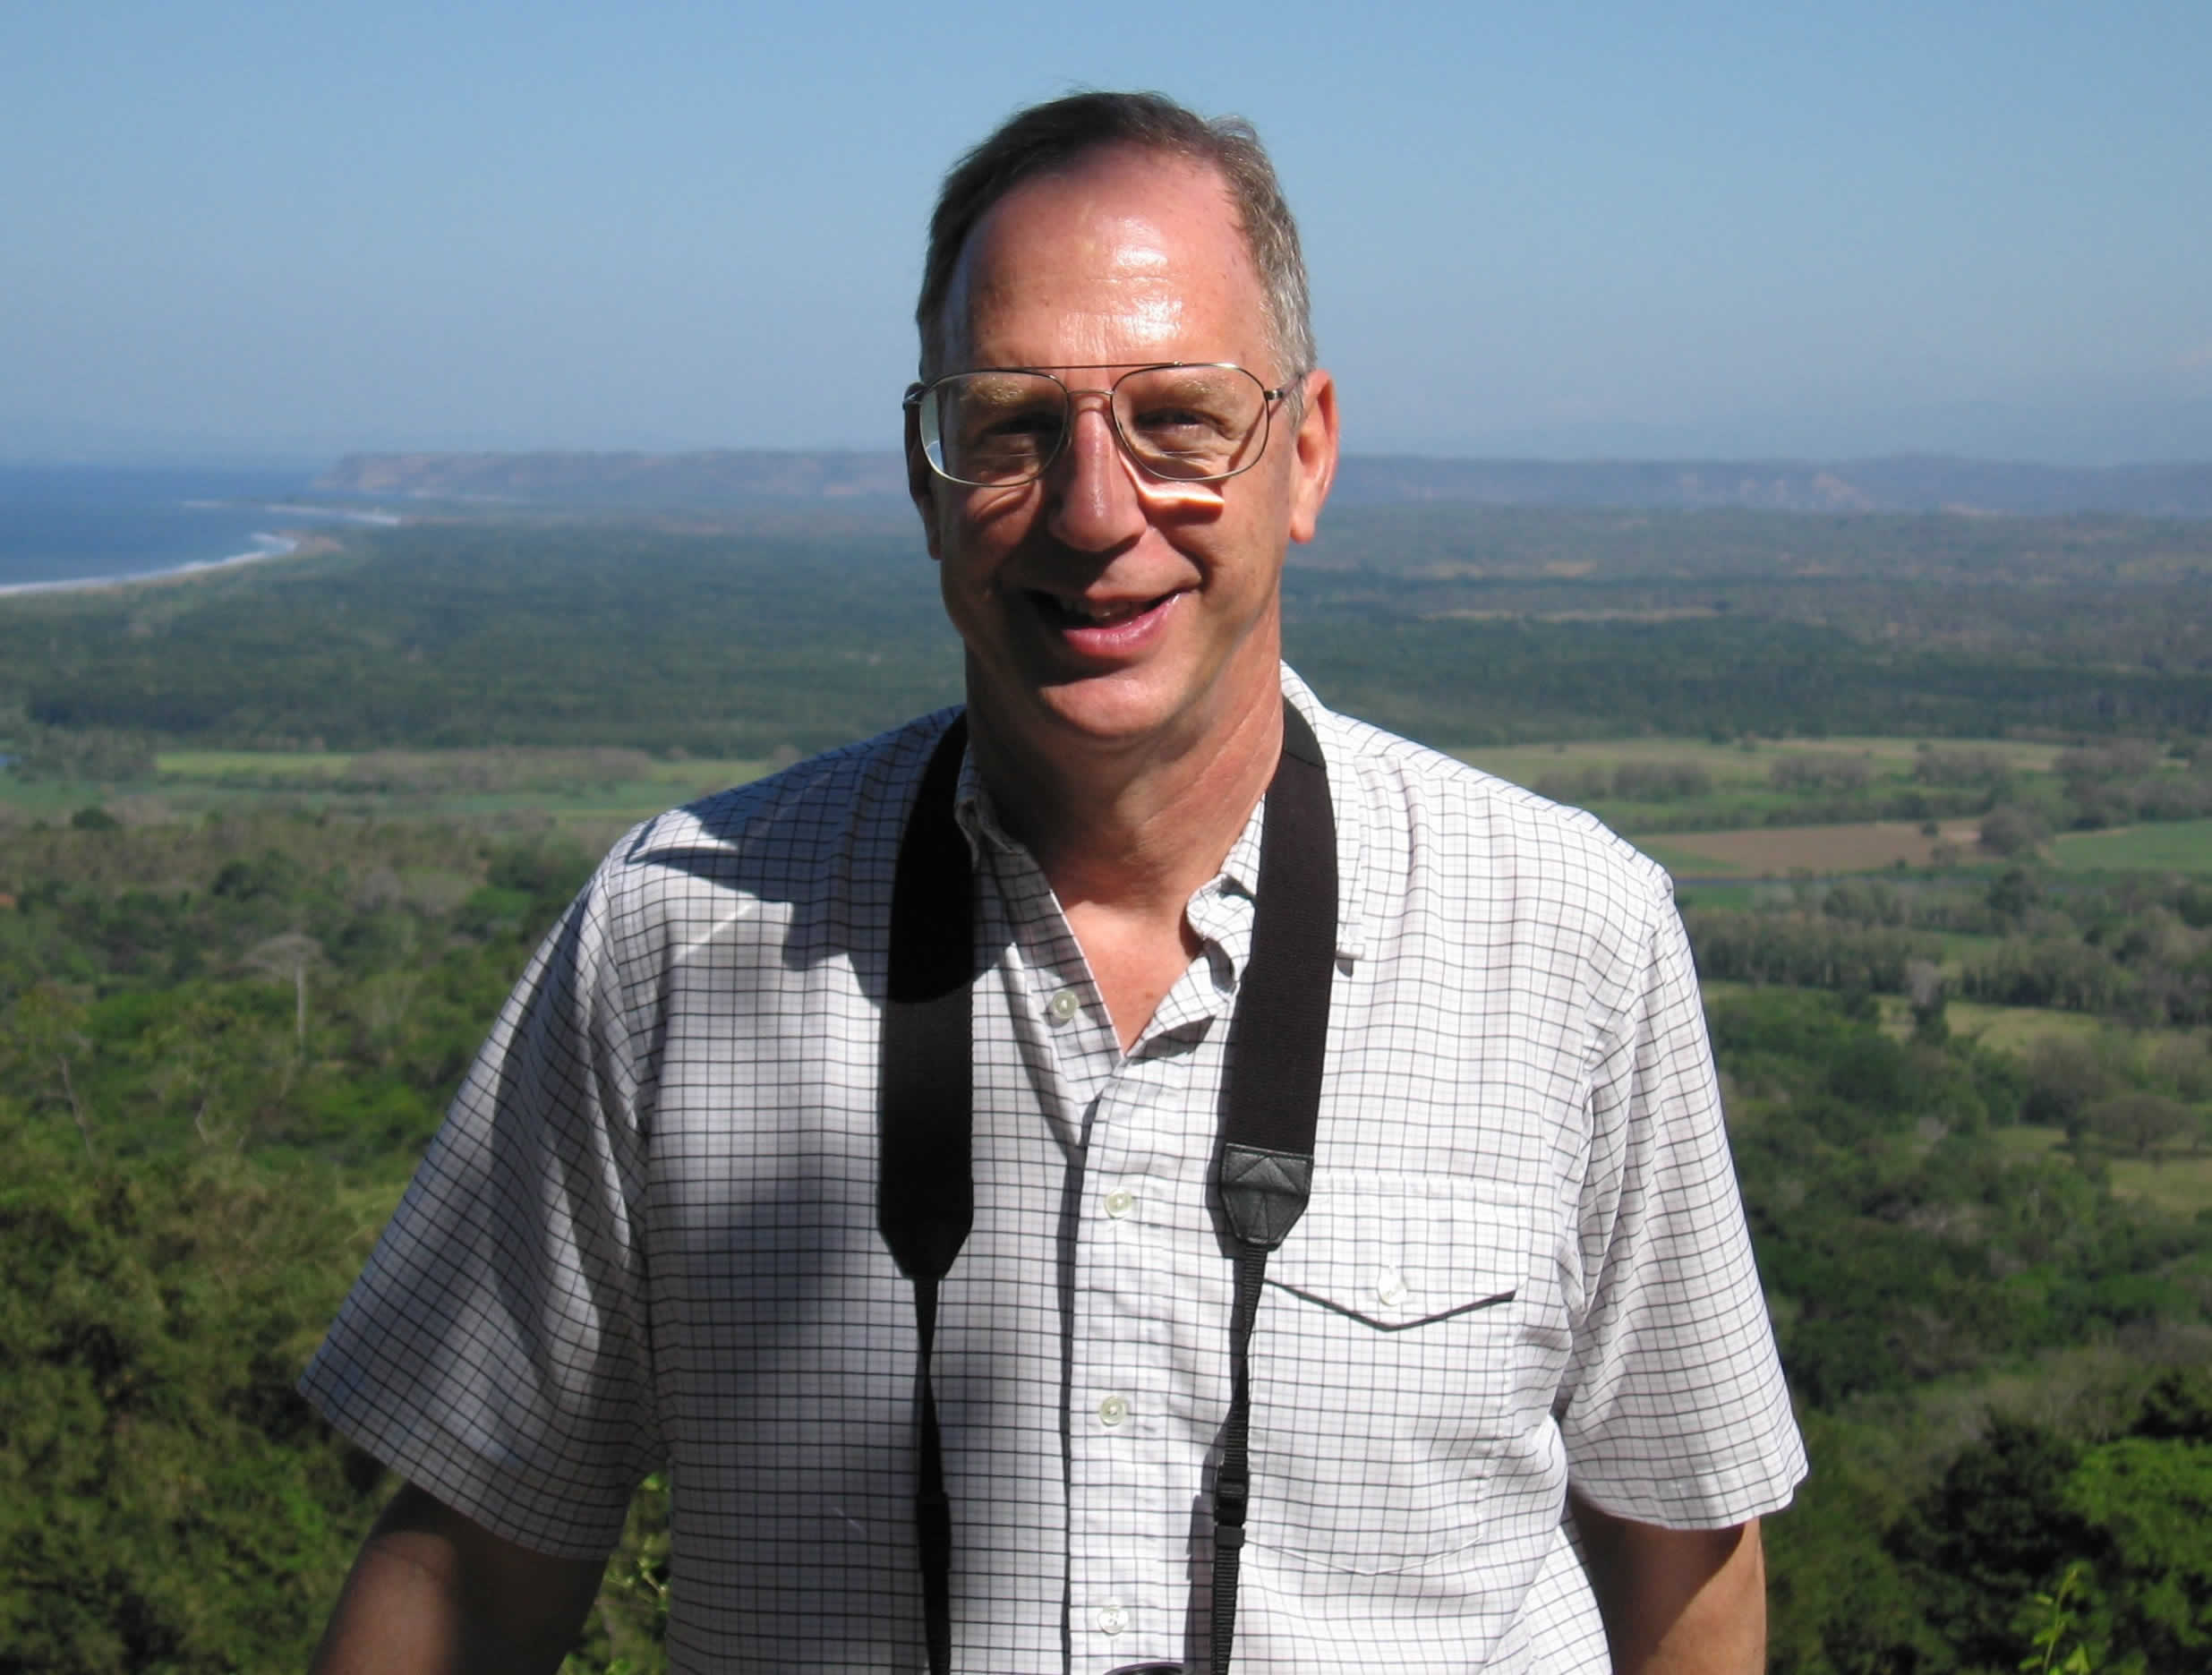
[1043,394,1148,551]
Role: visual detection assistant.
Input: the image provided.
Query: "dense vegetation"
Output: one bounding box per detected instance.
[4,506,2211,761]
[0,816,680,1672]
[4,502,2211,1671]
[1685,867,2212,1027]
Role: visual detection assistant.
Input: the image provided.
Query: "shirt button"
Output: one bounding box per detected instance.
[1097,1394,1129,1428]
[1097,1601,1129,1637]
[1105,1187,1135,1218]
[1046,988,1080,1025]
[1377,1267,1410,1306]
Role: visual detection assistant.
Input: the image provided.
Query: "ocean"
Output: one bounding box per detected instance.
[0,464,347,594]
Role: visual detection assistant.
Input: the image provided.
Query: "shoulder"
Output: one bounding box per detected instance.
[1286,671,1676,960]
[571,709,960,961]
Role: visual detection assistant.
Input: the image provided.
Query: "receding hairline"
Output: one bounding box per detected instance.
[915,91,1316,389]
[928,144,1271,374]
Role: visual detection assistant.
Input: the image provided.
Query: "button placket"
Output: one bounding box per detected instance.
[1067,1069,1181,1668]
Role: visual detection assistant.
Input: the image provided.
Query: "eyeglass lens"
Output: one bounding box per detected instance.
[921,367,1270,486]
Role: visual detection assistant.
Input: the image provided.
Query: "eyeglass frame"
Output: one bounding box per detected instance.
[902,362,1295,488]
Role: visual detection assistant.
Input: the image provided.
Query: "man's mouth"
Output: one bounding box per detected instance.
[1030,590,1175,630]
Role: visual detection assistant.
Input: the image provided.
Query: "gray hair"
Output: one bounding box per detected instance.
[916,90,1315,390]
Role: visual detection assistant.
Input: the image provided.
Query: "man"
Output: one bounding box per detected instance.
[305,92,1804,1672]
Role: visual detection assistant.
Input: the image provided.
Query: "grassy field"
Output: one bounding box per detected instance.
[1990,1124,2069,1161]
[1652,818,1986,876]
[1454,734,2060,788]
[2108,1152,2212,1216]
[3,748,775,828]
[1940,1001,2114,1055]
[1636,839,1747,876]
[1667,880,1762,910]
[156,750,356,778]
[7,738,2202,892]
[1954,1124,2212,1214]
[2052,820,2212,875]
[1449,733,2078,873]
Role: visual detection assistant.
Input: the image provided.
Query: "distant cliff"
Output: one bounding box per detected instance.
[315,449,2212,517]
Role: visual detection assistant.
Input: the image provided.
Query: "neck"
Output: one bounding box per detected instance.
[968,676,1284,919]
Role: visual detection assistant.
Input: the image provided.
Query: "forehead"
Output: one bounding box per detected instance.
[940,147,1267,370]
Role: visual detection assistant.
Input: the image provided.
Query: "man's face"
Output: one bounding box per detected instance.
[910,146,1337,763]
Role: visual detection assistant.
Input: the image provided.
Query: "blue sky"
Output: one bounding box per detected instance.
[4,0,2207,465]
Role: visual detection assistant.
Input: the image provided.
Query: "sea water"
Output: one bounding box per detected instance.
[0,464,337,593]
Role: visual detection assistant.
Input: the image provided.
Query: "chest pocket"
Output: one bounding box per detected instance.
[1246,1172,1543,1579]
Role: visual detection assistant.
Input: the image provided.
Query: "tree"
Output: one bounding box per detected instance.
[1770,752,1874,793]
[1888,1418,2098,1674]
[2148,1034,2212,1103]
[2063,1438,2212,1672]
[243,931,326,1052]
[1907,957,1949,1045]
[2019,1037,2114,1135]
[1987,866,2043,924]
[0,1124,389,1671]
[2087,1091,2192,1161]
[4,981,98,1157]
[1981,805,2049,859]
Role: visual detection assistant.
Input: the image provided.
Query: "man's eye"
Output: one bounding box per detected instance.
[984,409,1063,439]
[959,406,1061,453]
[1131,406,1227,443]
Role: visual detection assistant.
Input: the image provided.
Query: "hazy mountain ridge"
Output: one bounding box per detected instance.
[314,449,2212,517]
[1336,455,2212,516]
[315,449,910,506]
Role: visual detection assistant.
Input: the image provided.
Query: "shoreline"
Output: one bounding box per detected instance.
[0,491,403,600]
[0,491,401,599]
[0,530,310,599]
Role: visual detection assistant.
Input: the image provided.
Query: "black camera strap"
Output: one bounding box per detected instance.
[879,702,1337,1675]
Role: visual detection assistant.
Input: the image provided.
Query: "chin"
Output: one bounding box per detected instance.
[1036,689,1186,746]
[1029,664,1240,751]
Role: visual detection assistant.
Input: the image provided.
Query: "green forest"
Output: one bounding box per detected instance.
[4,506,2210,762]
[4,501,2212,1672]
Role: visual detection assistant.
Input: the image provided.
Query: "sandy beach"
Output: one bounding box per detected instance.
[0,530,313,598]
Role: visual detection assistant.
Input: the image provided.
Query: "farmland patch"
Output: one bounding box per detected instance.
[2052,820,2212,875]
[1654,819,1986,876]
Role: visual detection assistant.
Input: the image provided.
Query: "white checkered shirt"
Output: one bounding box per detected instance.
[303,668,1805,1672]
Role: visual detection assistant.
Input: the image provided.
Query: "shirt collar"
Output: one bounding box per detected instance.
[952,746,1010,863]
[945,663,1365,967]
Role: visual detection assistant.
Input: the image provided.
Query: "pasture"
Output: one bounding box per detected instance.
[1650,818,1986,876]
[2108,1152,2212,1217]
[1938,1001,2114,1055]
[1454,733,2060,789]
[2052,819,2212,875]
[1980,1125,2212,1216]
[2,747,775,830]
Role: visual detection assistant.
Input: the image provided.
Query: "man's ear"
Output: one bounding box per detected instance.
[904,391,944,562]
[1285,369,1339,546]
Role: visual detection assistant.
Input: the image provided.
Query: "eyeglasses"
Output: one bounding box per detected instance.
[904,363,1291,488]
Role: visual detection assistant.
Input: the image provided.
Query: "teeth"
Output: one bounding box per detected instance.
[1055,595,1148,623]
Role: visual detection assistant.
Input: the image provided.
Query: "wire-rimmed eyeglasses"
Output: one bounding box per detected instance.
[904,363,1291,488]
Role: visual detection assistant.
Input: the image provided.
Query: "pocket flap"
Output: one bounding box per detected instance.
[1260,1171,1536,1333]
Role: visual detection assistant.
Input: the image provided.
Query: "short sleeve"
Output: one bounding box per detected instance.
[299,876,659,1559]
[1556,885,1806,1528]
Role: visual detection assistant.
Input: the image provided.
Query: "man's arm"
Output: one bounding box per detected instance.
[1573,1495,1766,1675]
[309,1482,607,1675]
